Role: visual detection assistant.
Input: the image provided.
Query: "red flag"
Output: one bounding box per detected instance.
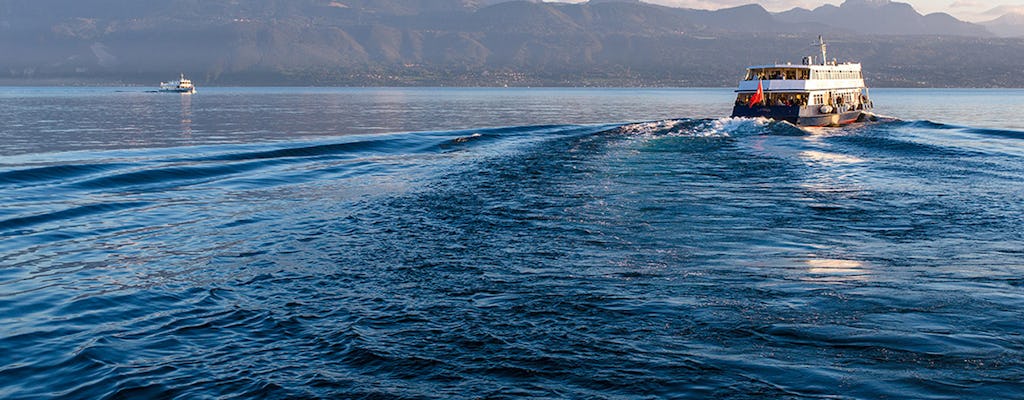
[749,80,764,108]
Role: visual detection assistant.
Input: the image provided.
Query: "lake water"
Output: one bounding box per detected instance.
[2,87,1023,399]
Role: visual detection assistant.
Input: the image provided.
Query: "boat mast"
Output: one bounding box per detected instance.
[818,36,827,66]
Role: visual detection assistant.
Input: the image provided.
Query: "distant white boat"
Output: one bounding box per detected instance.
[159,74,196,94]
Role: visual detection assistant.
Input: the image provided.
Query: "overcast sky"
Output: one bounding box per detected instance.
[550,0,1024,21]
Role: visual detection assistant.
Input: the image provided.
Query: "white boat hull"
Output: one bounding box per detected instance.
[159,74,196,94]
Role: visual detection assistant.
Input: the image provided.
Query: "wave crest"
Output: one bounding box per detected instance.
[616,117,807,138]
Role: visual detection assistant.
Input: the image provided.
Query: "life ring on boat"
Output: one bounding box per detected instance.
[819,105,834,114]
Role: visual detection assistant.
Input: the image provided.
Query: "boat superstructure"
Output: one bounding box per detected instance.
[159,74,196,94]
[730,37,873,126]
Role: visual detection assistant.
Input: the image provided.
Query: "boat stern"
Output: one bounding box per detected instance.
[730,104,801,124]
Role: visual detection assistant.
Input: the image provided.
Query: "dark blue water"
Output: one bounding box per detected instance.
[2,88,1024,399]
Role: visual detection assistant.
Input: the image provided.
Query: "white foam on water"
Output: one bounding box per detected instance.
[617,117,774,139]
[701,116,771,136]
[616,119,690,137]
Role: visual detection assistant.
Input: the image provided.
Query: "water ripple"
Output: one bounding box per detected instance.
[2,115,1023,399]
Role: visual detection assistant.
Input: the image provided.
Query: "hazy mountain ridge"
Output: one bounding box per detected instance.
[775,0,990,37]
[981,12,1024,38]
[2,0,1023,87]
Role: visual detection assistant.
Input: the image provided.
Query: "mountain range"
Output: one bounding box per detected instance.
[982,11,1024,38]
[2,0,1023,87]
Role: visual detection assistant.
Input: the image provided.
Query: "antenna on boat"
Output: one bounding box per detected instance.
[818,36,828,66]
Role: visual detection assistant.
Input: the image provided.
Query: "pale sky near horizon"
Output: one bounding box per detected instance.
[550,0,1024,22]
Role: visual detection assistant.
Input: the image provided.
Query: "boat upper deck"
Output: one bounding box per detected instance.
[735,63,865,93]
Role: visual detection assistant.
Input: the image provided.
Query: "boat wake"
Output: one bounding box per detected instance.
[616,117,809,138]
[895,119,1024,139]
[3,115,1024,400]
[0,114,1017,260]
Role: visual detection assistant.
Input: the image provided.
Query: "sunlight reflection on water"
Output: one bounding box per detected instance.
[803,258,871,283]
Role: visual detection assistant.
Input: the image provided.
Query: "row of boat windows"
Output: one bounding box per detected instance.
[744,68,862,81]
[811,90,865,107]
[735,90,868,107]
[735,92,809,107]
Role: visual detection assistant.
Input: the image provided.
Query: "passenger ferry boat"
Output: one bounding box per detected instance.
[731,37,873,126]
[159,74,196,94]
